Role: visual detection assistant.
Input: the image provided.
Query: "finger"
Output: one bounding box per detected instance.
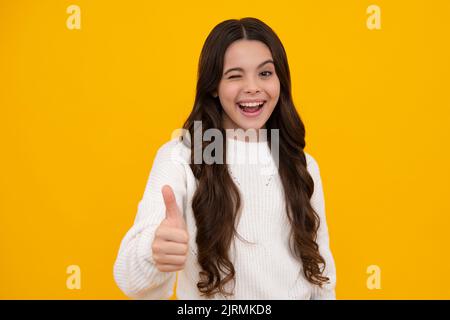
[155,254,187,266]
[161,185,181,220]
[156,263,184,273]
[152,241,188,256]
[155,227,189,244]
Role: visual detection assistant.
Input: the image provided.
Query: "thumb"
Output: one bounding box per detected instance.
[161,185,184,226]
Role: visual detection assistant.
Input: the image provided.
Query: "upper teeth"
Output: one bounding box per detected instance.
[239,102,264,107]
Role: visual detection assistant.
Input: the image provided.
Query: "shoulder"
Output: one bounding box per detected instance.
[304,152,326,210]
[304,151,320,172]
[154,137,191,166]
[304,151,322,183]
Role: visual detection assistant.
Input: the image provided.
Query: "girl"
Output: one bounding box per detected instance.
[113,17,336,300]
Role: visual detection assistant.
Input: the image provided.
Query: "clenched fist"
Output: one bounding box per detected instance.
[151,185,189,272]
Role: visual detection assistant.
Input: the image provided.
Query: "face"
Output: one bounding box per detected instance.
[215,40,280,132]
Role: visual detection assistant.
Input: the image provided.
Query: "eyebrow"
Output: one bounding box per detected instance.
[223,59,274,76]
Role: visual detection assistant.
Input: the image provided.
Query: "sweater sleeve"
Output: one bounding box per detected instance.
[113,139,188,299]
[306,153,337,300]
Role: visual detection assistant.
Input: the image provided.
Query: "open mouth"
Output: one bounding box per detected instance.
[236,101,266,116]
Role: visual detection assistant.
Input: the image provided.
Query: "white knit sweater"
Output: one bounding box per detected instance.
[113,137,337,300]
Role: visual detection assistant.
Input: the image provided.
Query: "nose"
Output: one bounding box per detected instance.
[244,87,261,94]
[243,76,261,94]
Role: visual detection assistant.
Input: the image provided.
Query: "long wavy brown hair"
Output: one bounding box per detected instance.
[181,17,330,298]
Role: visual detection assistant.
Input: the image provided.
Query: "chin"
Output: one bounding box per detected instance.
[235,121,266,131]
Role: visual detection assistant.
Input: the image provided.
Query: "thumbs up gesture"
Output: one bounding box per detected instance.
[151,185,189,272]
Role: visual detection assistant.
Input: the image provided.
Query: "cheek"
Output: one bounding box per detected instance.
[267,78,281,99]
[218,84,240,107]
[264,79,280,113]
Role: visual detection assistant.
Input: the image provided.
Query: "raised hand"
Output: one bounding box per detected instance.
[151,185,189,272]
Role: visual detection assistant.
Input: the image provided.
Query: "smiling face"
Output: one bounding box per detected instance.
[215,40,280,133]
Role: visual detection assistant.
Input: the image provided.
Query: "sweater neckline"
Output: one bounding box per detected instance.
[225,136,269,146]
[224,134,274,168]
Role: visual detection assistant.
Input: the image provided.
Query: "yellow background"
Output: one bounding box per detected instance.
[1,0,449,299]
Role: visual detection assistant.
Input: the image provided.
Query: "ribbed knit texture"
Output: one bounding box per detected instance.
[113,137,337,299]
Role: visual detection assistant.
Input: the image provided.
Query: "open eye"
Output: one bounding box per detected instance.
[260,71,273,77]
